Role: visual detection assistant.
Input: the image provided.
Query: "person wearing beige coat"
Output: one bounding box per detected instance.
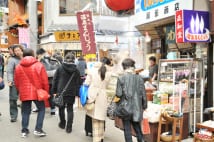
[85,57,112,142]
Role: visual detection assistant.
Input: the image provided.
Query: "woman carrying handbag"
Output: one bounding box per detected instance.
[84,57,112,142]
[52,52,81,133]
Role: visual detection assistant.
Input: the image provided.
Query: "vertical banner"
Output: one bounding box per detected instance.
[18,27,30,48]
[175,10,184,43]
[76,11,96,59]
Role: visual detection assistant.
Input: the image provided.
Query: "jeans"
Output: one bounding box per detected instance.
[122,119,143,142]
[9,100,18,119]
[59,97,75,129]
[21,100,45,132]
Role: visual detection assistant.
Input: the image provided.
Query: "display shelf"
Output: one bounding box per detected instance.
[157,59,204,134]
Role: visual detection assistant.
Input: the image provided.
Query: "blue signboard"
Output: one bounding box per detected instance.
[183,10,210,42]
[141,0,175,11]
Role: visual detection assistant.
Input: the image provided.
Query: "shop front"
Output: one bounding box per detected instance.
[113,0,212,141]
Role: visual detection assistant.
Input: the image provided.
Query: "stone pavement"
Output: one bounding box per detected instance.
[0,84,193,142]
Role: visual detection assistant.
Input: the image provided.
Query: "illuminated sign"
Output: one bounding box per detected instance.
[54,31,80,42]
[176,10,210,43]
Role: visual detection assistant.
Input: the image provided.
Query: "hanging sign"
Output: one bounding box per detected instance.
[18,27,30,48]
[175,10,210,43]
[76,11,96,59]
[134,0,193,25]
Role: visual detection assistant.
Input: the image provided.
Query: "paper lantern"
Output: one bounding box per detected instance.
[105,0,134,11]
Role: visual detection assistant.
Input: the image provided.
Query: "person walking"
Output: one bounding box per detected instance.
[0,49,5,78]
[7,44,23,122]
[14,48,49,138]
[85,57,112,142]
[76,56,87,84]
[36,48,61,115]
[52,52,81,133]
[115,58,147,142]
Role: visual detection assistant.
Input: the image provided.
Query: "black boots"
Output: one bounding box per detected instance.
[66,127,72,133]
[58,121,66,129]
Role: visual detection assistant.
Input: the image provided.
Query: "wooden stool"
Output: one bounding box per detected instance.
[157,112,183,142]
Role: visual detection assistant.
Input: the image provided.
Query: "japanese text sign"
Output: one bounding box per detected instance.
[176,10,210,43]
[76,11,96,57]
[54,31,80,42]
[134,0,193,25]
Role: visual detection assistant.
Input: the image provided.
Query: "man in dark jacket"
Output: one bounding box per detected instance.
[116,58,147,142]
[52,52,81,133]
[36,48,61,115]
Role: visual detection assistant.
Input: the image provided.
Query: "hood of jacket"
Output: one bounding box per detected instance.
[62,62,77,74]
[20,56,38,67]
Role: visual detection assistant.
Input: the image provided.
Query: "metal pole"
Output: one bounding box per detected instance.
[28,0,38,52]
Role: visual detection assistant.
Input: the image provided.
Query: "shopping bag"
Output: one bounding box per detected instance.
[79,85,89,106]
[142,118,150,134]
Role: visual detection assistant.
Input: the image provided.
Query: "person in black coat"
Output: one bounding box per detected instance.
[116,58,147,142]
[52,52,81,133]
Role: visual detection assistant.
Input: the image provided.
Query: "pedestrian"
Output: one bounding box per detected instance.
[7,44,23,122]
[0,49,5,78]
[115,58,147,142]
[76,56,87,84]
[0,76,4,116]
[85,57,112,142]
[14,48,49,138]
[52,52,81,133]
[36,48,61,115]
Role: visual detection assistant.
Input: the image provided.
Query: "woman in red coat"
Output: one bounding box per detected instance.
[15,48,49,138]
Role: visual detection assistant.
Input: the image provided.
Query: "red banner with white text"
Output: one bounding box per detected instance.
[76,11,96,59]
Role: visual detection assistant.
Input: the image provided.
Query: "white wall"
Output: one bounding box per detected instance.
[44,0,130,33]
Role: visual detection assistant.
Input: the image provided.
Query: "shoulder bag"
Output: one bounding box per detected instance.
[53,73,76,107]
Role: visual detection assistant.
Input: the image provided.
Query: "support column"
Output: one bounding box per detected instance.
[28,0,38,51]
[207,35,213,107]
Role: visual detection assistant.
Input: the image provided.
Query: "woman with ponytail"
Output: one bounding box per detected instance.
[85,57,112,142]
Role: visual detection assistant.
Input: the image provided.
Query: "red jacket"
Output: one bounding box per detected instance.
[15,56,49,101]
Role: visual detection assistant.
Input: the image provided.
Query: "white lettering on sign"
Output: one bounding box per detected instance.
[80,14,91,52]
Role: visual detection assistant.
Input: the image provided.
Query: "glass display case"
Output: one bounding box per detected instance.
[157,59,204,133]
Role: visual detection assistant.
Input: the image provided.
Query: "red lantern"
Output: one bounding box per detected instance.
[105,0,134,11]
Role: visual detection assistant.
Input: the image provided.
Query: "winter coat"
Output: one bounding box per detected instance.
[40,56,61,84]
[85,62,112,121]
[76,60,87,77]
[14,56,49,101]
[116,69,147,122]
[52,62,81,98]
[7,56,21,100]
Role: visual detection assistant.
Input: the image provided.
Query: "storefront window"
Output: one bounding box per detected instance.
[59,0,97,15]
